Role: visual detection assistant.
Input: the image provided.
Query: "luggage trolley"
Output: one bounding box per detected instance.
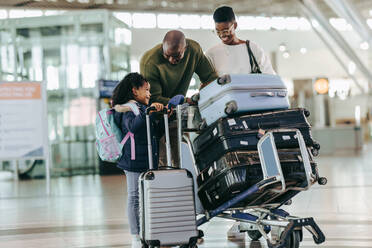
[176,105,327,248]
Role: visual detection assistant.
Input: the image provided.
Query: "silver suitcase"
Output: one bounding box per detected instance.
[139,108,200,247]
[198,74,289,126]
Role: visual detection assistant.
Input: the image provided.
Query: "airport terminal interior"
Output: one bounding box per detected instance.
[1,0,372,247]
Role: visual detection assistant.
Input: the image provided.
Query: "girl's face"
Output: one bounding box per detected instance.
[133,82,151,105]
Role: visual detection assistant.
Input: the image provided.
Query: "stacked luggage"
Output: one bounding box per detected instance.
[194,74,320,211]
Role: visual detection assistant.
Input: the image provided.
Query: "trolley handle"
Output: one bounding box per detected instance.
[145,106,171,170]
[265,128,314,190]
[145,106,156,115]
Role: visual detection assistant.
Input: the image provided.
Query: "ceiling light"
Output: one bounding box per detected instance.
[369,9,372,16]
[300,47,307,54]
[160,1,167,7]
[283,52,290,59]
[360,41,369,50]
[279,43,286,52]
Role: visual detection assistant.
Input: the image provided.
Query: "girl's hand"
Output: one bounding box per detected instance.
[150,102,164,113]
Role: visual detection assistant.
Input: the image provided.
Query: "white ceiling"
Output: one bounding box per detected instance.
[1,0,372,18]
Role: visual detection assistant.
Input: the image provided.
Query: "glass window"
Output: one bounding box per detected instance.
[32,45,43,81]
[329,18,352,31]
[200,15,214,29]
[132,13,156,28]
[130,59,139,73]
[180,14,200,29]
[271,17,286,30]
[9,9,26,19]
[24,10,43,18]
[237,16,256,30]
[298,18,311,30]
[46,65,59,90]
[285,17,300,30]
[255,17,271,30]
[368,19,372,29]
[1,45,15,74]
[113,12,132,27]
[115,28,131,45]
[66,44,79,89]
[157,14,180,29]
[0,10,8,19]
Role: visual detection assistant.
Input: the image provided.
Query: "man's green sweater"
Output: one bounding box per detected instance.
[140,39,218,105]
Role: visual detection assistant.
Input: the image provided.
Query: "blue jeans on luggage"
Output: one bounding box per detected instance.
[124,170,142,235]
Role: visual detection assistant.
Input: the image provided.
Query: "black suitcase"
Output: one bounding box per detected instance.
[193,108,319,172]
[197,149,318,210]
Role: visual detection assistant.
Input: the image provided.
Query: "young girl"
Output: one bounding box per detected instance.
[111,72,164,247]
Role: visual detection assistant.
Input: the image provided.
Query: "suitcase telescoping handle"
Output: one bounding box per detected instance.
[145,107,171,170]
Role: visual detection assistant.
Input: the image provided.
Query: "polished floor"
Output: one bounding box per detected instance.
[1,143,372,248]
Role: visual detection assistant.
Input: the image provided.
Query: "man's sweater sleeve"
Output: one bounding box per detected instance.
[195,44,218,85]
[140,60,170,105]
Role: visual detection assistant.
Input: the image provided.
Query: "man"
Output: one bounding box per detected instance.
[205,6,276,239]
[140,30,217,168]
[206,6,276,77]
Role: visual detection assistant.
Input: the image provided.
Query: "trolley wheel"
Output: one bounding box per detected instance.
[247,230,262,241]
[281,230,300,248]
[311,148,319,157]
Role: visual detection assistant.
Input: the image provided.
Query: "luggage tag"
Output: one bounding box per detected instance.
[257,128,266,139]
[227,118,236,126]
[242,120,249,130]
[213,128,218,136]
[208,165,214,176]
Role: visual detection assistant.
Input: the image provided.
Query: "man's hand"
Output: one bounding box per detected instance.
[185,97,197,105]
[199,80,214,90]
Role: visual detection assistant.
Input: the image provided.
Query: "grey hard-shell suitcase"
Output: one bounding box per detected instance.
[139,107,200,247]
[198,74,290,126]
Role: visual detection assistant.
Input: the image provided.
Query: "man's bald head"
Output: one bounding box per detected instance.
[163,30,186,50]
[162,30,187,65]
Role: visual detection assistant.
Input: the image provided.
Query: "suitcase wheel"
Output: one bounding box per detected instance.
[311,148,319,157]
[318,177,327,185]
[304,109,311,117]
[313,142,320,150]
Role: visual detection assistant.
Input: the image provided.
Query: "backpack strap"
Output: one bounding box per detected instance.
[118,101,140,160]
[246,40,262,74]
[121,132,135,160]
